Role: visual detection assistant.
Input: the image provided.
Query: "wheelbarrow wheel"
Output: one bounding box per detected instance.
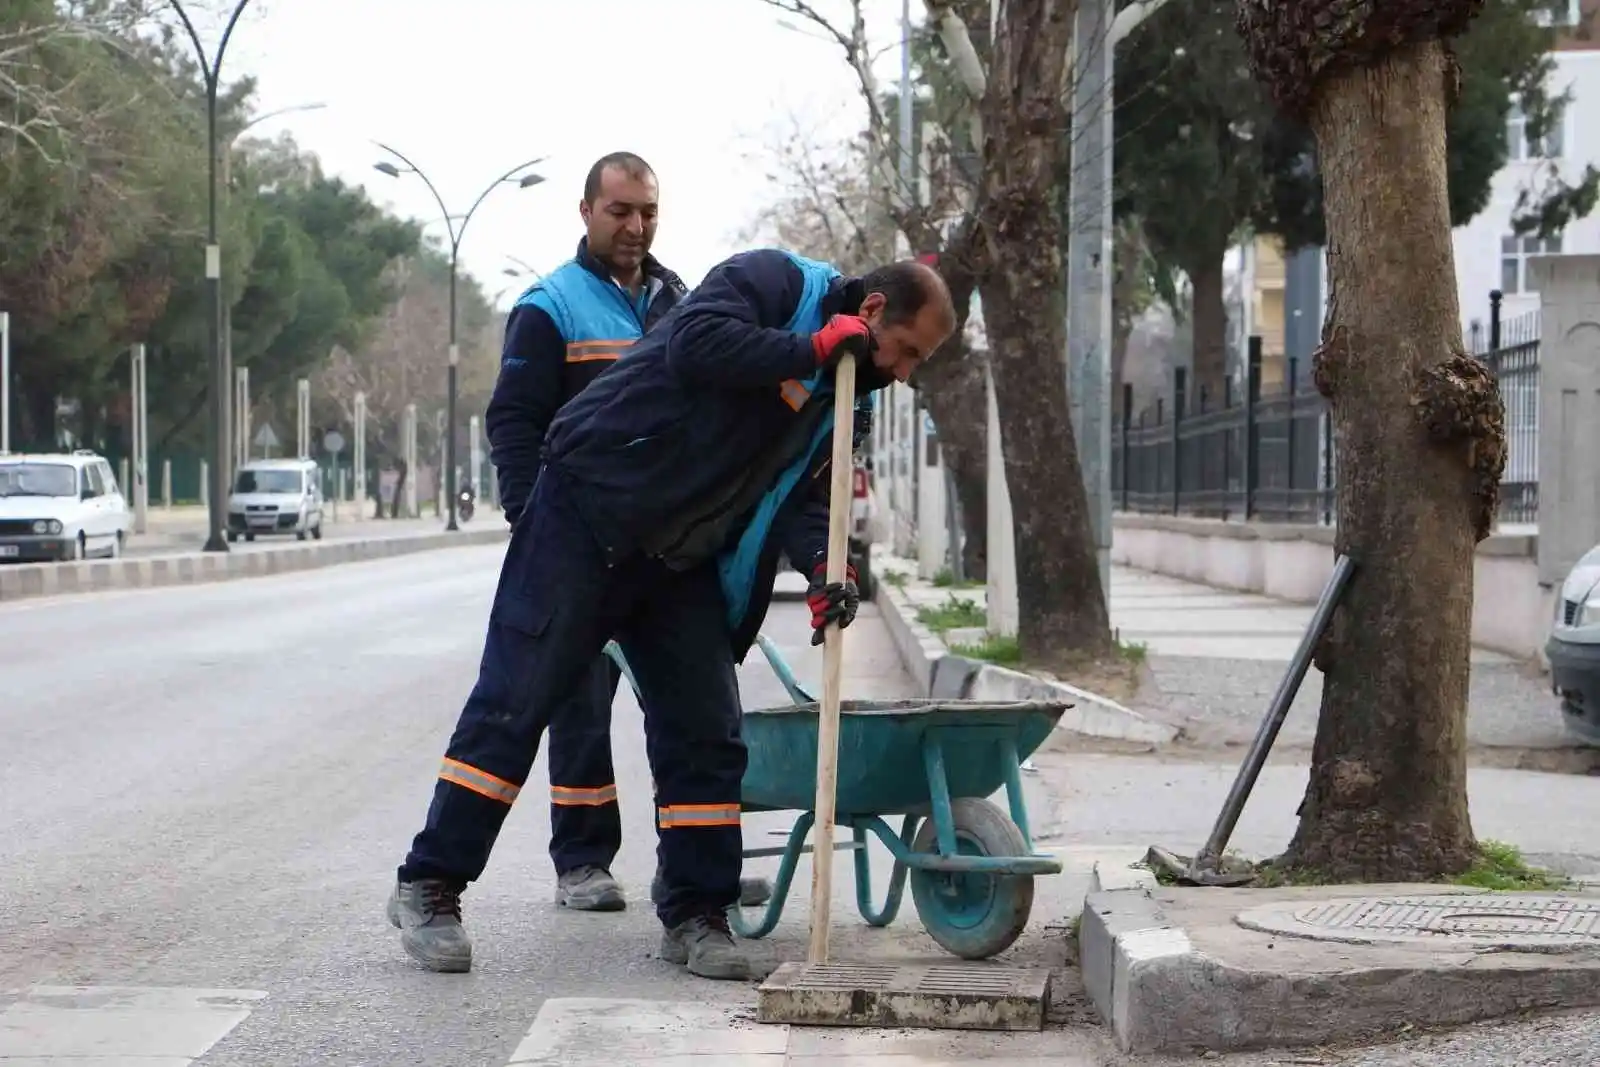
[908,797,1035,960]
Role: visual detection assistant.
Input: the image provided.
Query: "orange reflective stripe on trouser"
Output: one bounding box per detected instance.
[438,757,521,805]
[657,803,742,829]
[550,783,619,807]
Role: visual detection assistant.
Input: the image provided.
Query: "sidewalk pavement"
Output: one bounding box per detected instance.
[875,553,1581,760]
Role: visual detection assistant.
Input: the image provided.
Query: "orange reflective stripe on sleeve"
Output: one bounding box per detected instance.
[550,783,619,807]
[566,339,633,363]
[438,757,521,805]
[657,803,742,829]
[779,379,812,411]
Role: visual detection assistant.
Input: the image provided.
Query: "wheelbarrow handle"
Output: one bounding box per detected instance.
[755,633,816,704]
[603,640,641,699]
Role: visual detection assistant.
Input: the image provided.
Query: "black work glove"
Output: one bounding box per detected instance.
[807,563,860,646]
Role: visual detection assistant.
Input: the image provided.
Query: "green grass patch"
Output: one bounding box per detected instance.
[881,568,910,589]
[950,634,1023,665]
[931,568,983,589]
[1115,634,1148,666]
[1453,840,1572,891]
[915,594,986,633]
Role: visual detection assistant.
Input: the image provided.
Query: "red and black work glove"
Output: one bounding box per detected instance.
[811,314,876,370]
[807,563,861,646]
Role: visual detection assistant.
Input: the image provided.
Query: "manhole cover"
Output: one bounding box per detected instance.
[1235,895,1600,948]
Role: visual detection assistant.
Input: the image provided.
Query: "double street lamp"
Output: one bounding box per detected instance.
[372,145,547,531]
[168,0,252,553]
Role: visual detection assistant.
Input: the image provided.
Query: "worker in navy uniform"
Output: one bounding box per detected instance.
[485,151,700,916]
[388,248,957,980]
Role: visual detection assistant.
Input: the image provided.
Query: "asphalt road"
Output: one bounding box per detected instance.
[5,545,1599,1065]
[0,544,1057,1065]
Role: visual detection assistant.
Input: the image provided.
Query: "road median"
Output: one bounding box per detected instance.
[0,526,509,603]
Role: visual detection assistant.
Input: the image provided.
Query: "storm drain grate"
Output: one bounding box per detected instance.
[1236,895,1600,948]
[757,962,1050,1031]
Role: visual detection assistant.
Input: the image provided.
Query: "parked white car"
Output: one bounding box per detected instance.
[0,450,131,562]
[1548,543,1600,744]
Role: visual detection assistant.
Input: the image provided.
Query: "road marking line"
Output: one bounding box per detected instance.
[0,985,266,1063]
[505,998,784,1066]
[504,996,1097,1064]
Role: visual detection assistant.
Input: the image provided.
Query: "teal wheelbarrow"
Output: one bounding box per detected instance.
[604,633,1070,961]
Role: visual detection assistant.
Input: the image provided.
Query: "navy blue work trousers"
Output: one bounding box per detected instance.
[399,468,746,927]
[546,654,624,875]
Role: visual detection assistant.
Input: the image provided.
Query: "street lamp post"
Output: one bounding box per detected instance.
[372,145,546,531]
[168,0,253,553]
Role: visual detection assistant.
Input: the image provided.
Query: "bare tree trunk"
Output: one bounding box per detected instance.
[1188,257,1229,403]
[976,0,1109,662]
[390,460,408,520]
[1237,4,1504,880]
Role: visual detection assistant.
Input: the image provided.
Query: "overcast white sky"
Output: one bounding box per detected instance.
[197,0,913,303]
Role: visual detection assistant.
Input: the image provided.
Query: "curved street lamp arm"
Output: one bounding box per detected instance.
[165,1,212,83]
[374,140,459,252]
[165,0,253,83]
[213,0,253,82]
[455,155,548,255]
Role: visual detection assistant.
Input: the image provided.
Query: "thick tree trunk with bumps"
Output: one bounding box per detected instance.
[976,0,1111,663]
[1235,0,1506,880]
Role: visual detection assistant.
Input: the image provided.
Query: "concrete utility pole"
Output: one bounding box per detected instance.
[1066,0,1173,600]
[130,344,149,535]
[0,310,10,455]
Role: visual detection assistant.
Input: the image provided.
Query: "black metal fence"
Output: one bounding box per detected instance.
[1112,293,1541,527]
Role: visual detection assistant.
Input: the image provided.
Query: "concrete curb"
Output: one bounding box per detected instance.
[877,581,1179,744]
[1080,884,1600,1053]
[0,527,509,603]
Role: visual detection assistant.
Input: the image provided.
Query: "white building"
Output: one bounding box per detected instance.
[1453,0,1599,338]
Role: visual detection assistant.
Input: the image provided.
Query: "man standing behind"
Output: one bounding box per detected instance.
[484,152,685,913]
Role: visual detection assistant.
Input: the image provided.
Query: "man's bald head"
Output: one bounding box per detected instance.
[856,259,959,383]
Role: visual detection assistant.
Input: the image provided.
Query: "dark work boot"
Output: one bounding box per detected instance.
[555,865,626,912]
[652,872,772,908]
[659,913,756,981]
[387,879,472,973]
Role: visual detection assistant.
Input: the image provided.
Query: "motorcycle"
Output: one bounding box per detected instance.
[457,487,476,523]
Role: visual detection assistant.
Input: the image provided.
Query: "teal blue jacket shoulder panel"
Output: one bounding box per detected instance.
[486,238,687,523]
[717,251,865,631]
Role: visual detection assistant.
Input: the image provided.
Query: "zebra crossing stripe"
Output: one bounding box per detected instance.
[0,985,266,1062]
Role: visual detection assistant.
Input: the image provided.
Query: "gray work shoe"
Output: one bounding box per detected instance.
[555,865,626,912]
[387,879,472,973]
[651,874,773,908]
[660,913,756,981]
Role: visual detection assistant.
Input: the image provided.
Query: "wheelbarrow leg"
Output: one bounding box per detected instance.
[997,735,1035,850]
[921,730,960,857]
[727,811,812,939]
[850,814,917,928]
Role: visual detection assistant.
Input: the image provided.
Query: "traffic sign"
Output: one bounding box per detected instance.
[323,430,346,455]
[253,423,279,449]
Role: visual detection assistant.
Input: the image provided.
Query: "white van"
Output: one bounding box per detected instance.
[226,458,324,542]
